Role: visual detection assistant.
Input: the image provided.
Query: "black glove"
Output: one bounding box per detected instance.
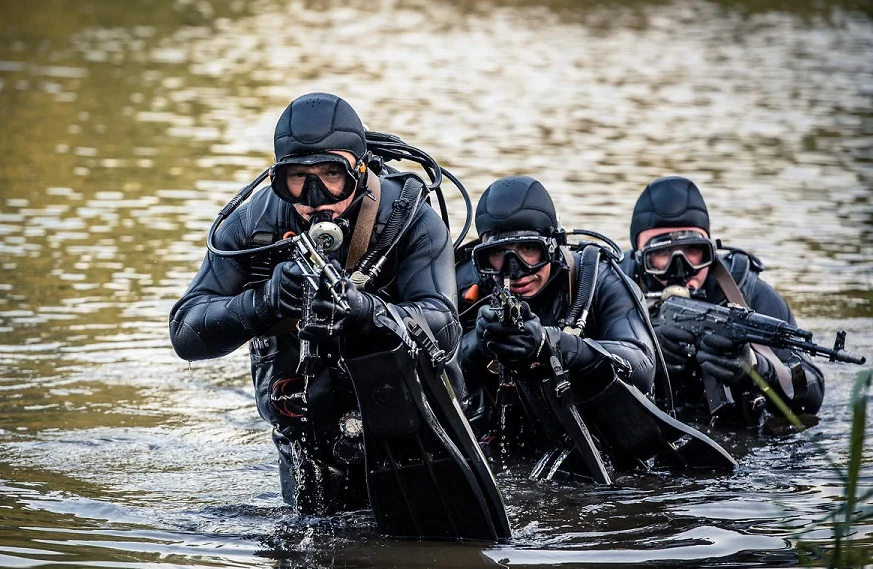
[298,272,374,342]
[696,332,755,387]
[258,261,306,320]
[476,301,544,365]
[460,327,489,364]
[653,321,697,377]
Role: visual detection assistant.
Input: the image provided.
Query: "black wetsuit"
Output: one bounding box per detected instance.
[619,250,825,422]
[456,252,656,454]
[169,171,461,510]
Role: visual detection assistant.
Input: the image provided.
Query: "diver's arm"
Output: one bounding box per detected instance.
[169,209,280,361]
[561,263,656,394]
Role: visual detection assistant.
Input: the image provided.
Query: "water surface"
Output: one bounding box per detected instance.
[1,0,871,567]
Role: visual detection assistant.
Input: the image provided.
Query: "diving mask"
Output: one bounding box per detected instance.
[636,230,715,279]
[272,153,364,207]
[473,231,555,279]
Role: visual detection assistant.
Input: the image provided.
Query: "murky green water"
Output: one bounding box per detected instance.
[1,0,871,567]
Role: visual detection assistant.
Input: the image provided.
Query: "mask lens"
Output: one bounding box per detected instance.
[278,155,358,206]
[286,162,349,187]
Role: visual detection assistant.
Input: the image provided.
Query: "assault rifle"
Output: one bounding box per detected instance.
[492,278,525,330]
[485,278,523,378]
[654,293,866,415]
[288,221,350,377]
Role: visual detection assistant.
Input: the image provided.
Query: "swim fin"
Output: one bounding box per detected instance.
[578,378,737,471]
[513,363,612,484]
[342,309,511,542]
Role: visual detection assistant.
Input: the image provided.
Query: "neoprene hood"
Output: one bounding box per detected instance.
[475,176,560,237]
[273,92,367,160]
[629,176,710,249]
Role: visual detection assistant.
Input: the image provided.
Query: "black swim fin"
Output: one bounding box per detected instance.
[579,378,737,471]
[513,363,612,484]
[342,309,511,542]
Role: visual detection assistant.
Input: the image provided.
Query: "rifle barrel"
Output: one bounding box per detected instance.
[782,338,866,365]
[830,350,866,365]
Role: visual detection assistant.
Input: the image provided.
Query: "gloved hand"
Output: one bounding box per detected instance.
[653,321,697,377]
[696,332,755,387]
[476,301,544,365]
[298,269,374,342]
[259,261,307,320]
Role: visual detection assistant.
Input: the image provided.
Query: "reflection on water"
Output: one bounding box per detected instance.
[1,0,871,567]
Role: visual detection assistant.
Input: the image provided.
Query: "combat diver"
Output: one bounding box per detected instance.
[169,92,509,541]
[619,175,825,428]
[456,176,735,482]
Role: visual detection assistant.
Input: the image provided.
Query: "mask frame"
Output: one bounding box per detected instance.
[472,231,556,278]
[271,152,369,206]
[636,230,715,278]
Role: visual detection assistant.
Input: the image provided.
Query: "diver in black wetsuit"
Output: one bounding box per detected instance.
[169,92,509,541]
[618,176,825,427]
[456,176,735,481]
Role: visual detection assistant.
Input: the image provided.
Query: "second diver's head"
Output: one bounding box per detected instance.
[270,92,369,224]
[472,175,564,298]
[630,176,715,292]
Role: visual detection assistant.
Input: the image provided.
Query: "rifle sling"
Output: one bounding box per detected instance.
[711,258,794,399]
[346,172,382,271]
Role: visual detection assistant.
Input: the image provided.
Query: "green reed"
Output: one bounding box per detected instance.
[743,362,871,567]
[793,370,870,567]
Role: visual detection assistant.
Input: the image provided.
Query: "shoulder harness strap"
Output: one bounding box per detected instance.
[244,231,278,289]
[351,174,423,288]
[346,172,382,271]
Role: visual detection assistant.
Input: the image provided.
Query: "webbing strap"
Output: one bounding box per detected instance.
[244,232,276,289]
[711,258,793,398]
[346,173,381,271]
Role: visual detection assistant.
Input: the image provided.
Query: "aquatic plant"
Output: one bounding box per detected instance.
[745,363,807,431]
[744,359,871,566]
[793,369,872,568]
